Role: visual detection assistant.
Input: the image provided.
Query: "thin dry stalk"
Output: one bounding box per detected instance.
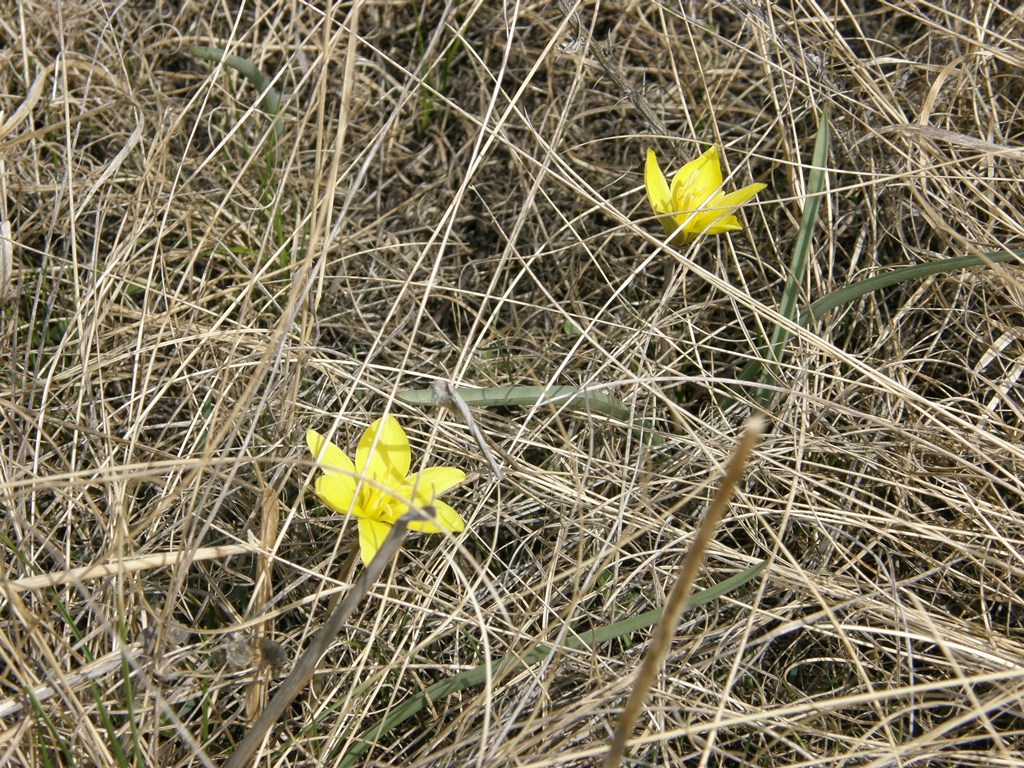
[604,415,763,768]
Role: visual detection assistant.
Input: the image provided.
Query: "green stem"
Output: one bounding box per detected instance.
[756,108,830,407]
[191,45,283,148]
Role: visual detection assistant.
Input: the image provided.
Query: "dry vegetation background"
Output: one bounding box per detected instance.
[2,0,1024,765]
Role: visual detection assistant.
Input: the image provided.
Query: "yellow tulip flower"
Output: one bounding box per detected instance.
[645,146,766,243]
[306,416,466,566]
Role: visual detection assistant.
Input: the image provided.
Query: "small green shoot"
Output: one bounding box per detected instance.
[409,0,463,133]
[191,46,293,266]
[191,46,283,149]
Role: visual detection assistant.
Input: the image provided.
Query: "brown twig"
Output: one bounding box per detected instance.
[322,540,361,617]
[245,474,280,720]
[603,415,765,768]
[430,379,505,480]
[223,515,413,768]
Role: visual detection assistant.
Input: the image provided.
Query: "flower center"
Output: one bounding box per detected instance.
[358,485,399,523]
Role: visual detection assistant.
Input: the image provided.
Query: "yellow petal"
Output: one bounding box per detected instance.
[394,467,465,531]
[314,473,357,515]
[687,181,767,236]
[670,146,723,210]
[691,212,743,236]
[358,518,392,566]
[357,416,410,488]
[307,429,357,478]
[716,182,768,210]
[644,149,672,214]
[401,466,466,501]
[407,500,466,533]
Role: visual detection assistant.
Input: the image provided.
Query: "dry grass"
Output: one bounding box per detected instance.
[2,0,1024,765]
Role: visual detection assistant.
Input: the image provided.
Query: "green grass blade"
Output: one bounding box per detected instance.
[27,686,78,767]
[803,249,1024,321]
[119,650,144,767]
[337,560,767,767]
[191,46,281,116]
[397,384,662,445]
[730,247,1024,401]
[91,674,131,768]
[755,108,831,408]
